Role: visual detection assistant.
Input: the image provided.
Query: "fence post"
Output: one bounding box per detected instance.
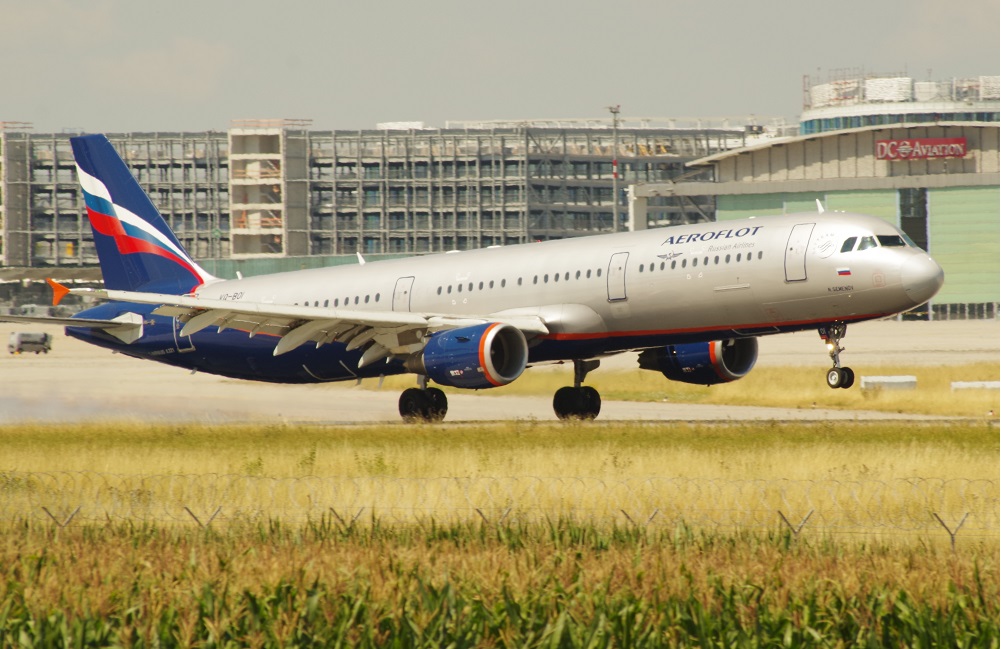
[777,509,814,539]
[184,506,222,529]
[41,506,81,528]
[932,513,969,553]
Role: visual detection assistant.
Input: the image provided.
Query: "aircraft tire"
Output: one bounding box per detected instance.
[553,386,601,420]
[399,388,431,422]
[580,386,601,420]
[426,387,448,422]
[826,368,844,389]
[553,386,583,420]
[839,367,855,389]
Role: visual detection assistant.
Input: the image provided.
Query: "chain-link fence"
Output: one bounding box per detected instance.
[1,471,996,538]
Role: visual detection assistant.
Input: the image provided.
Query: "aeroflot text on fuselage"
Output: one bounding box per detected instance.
[660,225,764,246]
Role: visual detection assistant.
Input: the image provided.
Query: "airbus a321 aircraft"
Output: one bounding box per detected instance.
[2,134,944,421]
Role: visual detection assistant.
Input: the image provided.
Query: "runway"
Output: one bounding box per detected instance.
[1,319,996,425]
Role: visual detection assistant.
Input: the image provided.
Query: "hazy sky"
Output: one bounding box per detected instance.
[2,0,998,133]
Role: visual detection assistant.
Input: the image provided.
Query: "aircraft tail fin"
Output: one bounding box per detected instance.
[70,134,216,294]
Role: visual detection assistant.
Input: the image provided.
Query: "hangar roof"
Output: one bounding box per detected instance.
[687,122,999,168]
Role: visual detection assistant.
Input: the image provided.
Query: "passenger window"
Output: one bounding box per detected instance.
[858,236,877,251]
[840,237,857,253]
[671,260,676,269]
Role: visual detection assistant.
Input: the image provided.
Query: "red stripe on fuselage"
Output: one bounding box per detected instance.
[538,312,888,342]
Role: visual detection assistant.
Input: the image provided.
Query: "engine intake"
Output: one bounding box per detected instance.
[638,338,758,386]
[405,322,528,389]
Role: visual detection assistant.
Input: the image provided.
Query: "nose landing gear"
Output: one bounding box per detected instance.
[820,323,855,389]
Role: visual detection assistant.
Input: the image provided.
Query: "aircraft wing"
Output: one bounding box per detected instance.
[71,288,549,368]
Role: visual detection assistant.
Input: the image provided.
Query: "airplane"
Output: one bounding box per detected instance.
[0,134,944,422]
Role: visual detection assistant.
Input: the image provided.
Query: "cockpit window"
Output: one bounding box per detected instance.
[877,235,906,247]
[840,237,857,253]
[857,236,877,251]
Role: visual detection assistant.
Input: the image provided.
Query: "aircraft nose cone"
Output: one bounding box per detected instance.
[902,254,944,305]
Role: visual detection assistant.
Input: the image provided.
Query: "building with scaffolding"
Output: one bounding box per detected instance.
[1,118,767,272]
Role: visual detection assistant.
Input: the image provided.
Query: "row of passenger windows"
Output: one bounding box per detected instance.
[436,268,606,295]
[297,250,768,307]
[652,250,764,272]
[297,294,382,308]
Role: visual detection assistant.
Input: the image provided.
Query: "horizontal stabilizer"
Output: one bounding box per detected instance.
[0,312,144,344]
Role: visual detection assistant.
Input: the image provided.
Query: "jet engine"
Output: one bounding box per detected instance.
[638,338,758,386]
[405,322,528,389]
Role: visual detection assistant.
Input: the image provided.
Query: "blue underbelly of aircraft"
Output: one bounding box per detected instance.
[66,304,888,386]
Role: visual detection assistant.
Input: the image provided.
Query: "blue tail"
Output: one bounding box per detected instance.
[71,134,215,294]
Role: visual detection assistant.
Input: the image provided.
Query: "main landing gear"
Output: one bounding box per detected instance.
[820,323,855,389]
[398,376,448,422]
[553,359,602,420]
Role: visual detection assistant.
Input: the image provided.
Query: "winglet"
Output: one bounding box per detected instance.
[816,199,825,214]
[46,278,71,306]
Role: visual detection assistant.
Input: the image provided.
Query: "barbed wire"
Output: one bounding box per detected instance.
[0,471,996,537]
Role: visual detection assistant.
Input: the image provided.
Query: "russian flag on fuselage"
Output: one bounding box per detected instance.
[71,134,213,294]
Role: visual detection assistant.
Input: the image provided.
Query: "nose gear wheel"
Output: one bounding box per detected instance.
[819,323,855,389]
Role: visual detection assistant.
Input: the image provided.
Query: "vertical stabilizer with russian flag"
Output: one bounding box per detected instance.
[71,134,216,294]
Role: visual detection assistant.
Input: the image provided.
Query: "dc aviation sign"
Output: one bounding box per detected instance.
[876,138,967,161]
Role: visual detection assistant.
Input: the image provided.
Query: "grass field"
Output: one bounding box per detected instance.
[0,420,996,481]
[1,420,997,646]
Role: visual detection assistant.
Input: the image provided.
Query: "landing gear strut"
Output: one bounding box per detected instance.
[553,359,602,420]
[398,375,448,422]
[820,323,855,389]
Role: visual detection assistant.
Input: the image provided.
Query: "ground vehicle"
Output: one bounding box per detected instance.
[8,332,52,354]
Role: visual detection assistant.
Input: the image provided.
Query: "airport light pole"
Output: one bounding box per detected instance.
[607,105,621,232]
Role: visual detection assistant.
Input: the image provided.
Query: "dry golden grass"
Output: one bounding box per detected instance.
[0,421,996,482]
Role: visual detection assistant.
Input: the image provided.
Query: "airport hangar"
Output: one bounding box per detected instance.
[628,121,1000,320]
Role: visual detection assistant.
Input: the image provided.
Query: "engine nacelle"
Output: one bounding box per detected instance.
[405,322,528,389]
[638,338,758,386]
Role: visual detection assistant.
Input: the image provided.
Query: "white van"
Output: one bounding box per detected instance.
[8,332,52,354]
